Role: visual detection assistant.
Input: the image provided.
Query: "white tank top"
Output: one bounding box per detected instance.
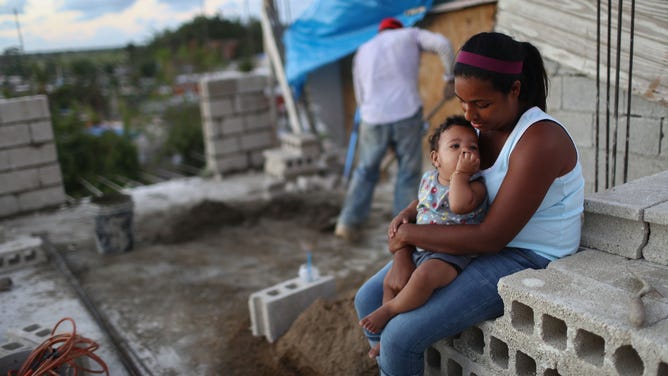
[481,107,584,260]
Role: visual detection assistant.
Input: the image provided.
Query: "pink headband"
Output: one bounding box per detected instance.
[455,51,523,74]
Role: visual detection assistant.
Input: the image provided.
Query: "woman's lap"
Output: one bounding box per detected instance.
[354,248,550,376]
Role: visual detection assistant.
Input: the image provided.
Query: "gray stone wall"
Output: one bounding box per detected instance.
[546,59,668,193]
[199,72,277,178]
[0,95,66,218]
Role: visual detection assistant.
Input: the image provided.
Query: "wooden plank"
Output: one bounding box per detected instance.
[261,1,303,134]
[496,12,666,102]
[496,0,667,103]
[500,0,667,45]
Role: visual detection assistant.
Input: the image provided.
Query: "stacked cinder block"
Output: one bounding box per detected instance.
[248,275,336,343]
[263,132,324,179]
[0,236,46,274]
[426,170,668,376]
[0,95,66,218]
[582,170,668,266]
[199,72,277,177]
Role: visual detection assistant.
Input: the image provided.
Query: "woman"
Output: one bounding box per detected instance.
[354,31,585,376]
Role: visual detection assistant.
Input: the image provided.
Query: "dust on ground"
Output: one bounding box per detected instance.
[57,189,393,375]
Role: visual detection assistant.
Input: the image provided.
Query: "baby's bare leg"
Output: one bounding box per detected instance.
[359,259,458,334]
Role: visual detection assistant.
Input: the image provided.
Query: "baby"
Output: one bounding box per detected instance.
[359,115,489,357]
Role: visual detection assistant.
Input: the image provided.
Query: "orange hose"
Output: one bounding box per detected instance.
[8,317,109,376]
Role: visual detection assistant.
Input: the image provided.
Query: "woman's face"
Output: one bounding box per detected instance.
[454,76,520,133]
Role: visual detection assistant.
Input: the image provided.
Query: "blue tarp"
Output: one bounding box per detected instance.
[283,0,433,98]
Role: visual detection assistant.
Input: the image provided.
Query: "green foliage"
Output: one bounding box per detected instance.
[238,57,254,72]
[5,13,260,196]
[52,111,140,198]
[160,103,204,168]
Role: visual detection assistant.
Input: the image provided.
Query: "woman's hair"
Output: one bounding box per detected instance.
[454,32,548,111]
[429,115,476,152]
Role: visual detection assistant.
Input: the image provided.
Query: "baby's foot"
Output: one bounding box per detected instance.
[359,305,392,334]
[368,343,380,359]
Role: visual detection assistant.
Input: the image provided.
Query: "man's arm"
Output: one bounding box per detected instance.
[416,29,455,99]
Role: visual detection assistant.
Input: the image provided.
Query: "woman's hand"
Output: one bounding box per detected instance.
[383,248,415,292]
[388,222,412,253]
[388,200,418,239]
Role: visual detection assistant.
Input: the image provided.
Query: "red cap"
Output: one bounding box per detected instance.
[379,17,403,31]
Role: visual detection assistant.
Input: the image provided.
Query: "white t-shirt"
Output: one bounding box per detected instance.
[353,27,453,125]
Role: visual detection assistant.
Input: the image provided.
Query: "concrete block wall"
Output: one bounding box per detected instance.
[545,59,668,194]
[199,72,277,177]
[0,95,66,218]
[426,171,668,376]
[427,250,668,376]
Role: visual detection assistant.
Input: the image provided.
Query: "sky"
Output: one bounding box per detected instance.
[0,0,310,53]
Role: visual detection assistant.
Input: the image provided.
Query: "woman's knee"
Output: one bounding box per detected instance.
[380,321,425,375]
[354,281,378,318]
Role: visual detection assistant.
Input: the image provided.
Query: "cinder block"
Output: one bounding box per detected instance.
[206,135,241,157]
[0,124,31,148]
[582,170,668,258]
[240,130,276,151]
[581,212,648,259]
[199,76,238,99]
[18,186,66,212]
[8,143,58,170]
[202,119,221,138]
[0,150,11,172]
[0,95,50,124]
[28,119,55,143]
[243,112,271,131]
[0,169,40,195]
[248,275,336,343]
[643,201,668,266]
[237,74,267,92]
[220,116,244,135]
[6,323,52,346]
[279,132,321,157]
[208,154,248,174]
[201,98,235,119]
[4,323,92,373]
[263,148,321,180]
[248,150,265,169]
[38,164,63,187]
[0,236,46,273]
[498,262,668,376]
[0,339,32,359]
[0,195,20,218]
[425,340,497,376]
[235,92,269,113]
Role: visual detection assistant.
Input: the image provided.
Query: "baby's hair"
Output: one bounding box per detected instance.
[428,115,476,152]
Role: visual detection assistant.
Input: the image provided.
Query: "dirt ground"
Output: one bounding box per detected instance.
[53,187,394,375]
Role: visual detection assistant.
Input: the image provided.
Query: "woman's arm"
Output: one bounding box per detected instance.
[391,120,577,255]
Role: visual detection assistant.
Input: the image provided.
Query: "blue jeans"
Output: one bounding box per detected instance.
[354,247,550,376]
[338,109,424,227]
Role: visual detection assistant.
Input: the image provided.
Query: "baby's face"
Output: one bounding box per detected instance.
[434,126,480,176]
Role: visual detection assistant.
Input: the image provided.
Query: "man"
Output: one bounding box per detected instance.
[335,17,456,240]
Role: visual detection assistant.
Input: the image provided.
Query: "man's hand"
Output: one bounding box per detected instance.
[443,80,455,101]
